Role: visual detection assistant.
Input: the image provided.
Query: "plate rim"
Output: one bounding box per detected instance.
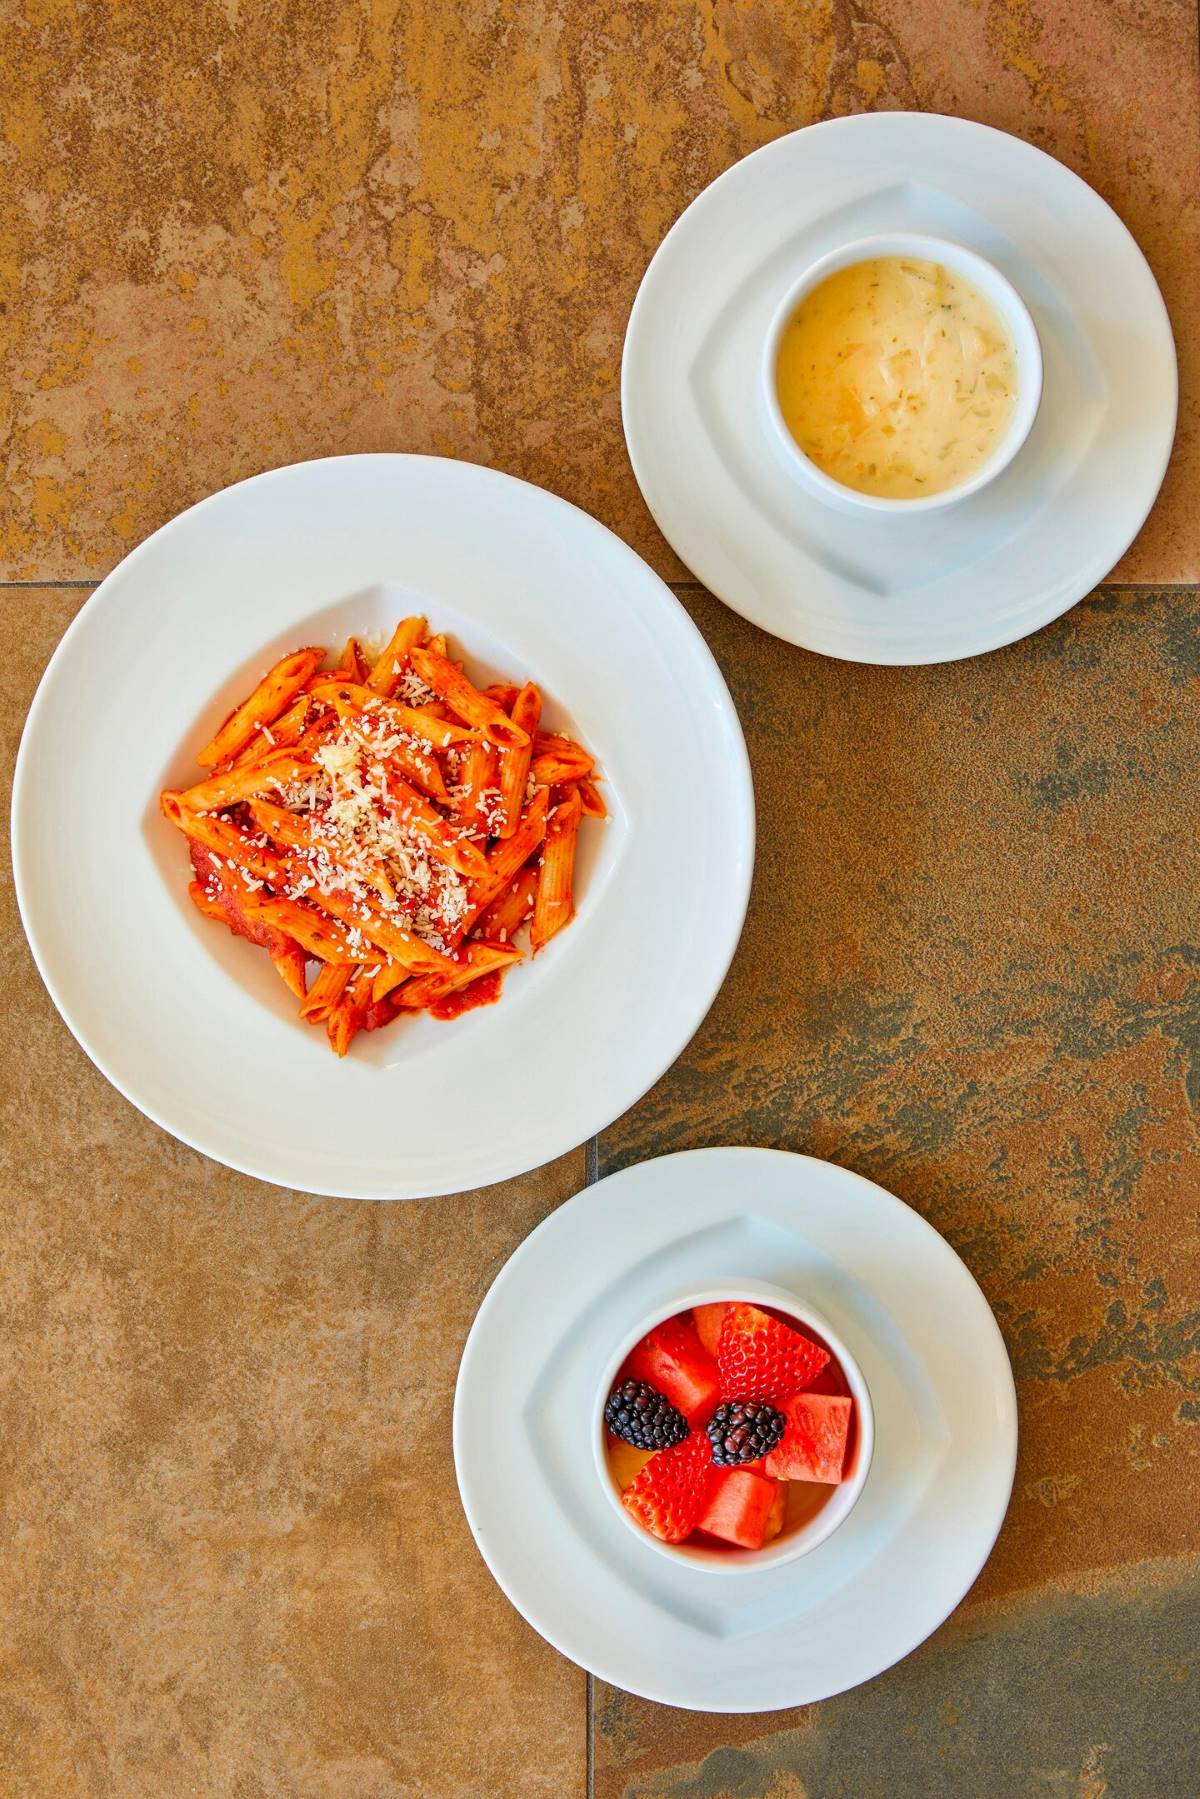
[11,453,756,1199]
[453,1144,1019,1710]
[621,111,1179,666]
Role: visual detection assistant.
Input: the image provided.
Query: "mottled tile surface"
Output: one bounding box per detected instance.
[594,585,1200,1794]
[0,0,1195,585]
[0,590,587,1795]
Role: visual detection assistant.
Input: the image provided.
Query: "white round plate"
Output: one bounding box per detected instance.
[454,1147,1017,1711]
[622,113,1177,665]
[12,456,753,1199]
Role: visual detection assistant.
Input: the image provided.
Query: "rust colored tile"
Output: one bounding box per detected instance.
[594,584,1200,1781]
[1,2,1194,585]
[0,589,586,1795]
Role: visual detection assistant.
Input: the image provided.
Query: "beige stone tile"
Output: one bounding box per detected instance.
[0,590,585,1796]
[1,1,1194,585]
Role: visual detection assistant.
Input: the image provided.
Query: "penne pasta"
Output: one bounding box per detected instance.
[164,615,597,1053]
[161,793,286,887]
[531,786,583,952]
[409,646,530,749]
[228,695,316,768]
[474,864,537,943]
[576,777,607,819]
[530,745,594,786]
[394,940,523,1011]
[300,960,354,1022]
[187,879,232,927]
[454,786,550,942]
[240,891,362,965]
[366,616,427,695]
[332,636,369,683]
[495,682,542,837]
[196,647,325,768]
[326,966,375,1056]
[310,680,451,802]
[269,940,309,1000]
[383,776,490,881]
[455,737,500,839]
[179,753,315,815]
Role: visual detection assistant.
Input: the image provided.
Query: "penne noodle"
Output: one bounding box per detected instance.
[327,967,374,1056]
[473,864,537,943]
[530,746,594,786]
[272,855,458,976]
[179,753,315,815]
[197,647,325,768]
[409,646,529,749]
[246,800,395,905]
[269,940,309,1000]
[395,940,523,1011]
[366,616,427,696]
[425,632,449,658]
[161,793,285,887]
[336,636,370,682]
[310,680,451,802]
[576,777,607,820]
[228,695,317,768]
[372,961,409,1004]
[383,776,490,881]
[455,787,549,942]
[187,879,232,927]
[455,737,500,838]
[531,786,583,953]
[300,960,354,1022]
[484,682,520,712]
[240,891,361,965]
[495,682,542,837]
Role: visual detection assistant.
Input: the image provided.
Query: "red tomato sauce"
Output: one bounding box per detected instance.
[430,969,505,1020]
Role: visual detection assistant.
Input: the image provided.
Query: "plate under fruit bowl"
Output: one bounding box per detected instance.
[453,1146,1017,1711]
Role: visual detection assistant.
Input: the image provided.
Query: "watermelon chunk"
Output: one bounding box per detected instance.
[693,1302,729,1357]
[625,1317,720,1424]
[763,1393,853,1484]
[693,1468,780,1550]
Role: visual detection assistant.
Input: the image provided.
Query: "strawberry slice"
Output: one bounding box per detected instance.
[620,1431,714,1544]
[716,1302,830,1401]
[624,1317,720,1424]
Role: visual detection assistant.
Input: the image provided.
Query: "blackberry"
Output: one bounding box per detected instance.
[605,1380,690,1451]
[705,1399,786,1467]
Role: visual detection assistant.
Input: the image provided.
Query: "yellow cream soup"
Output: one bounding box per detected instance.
[775,256,1019,500]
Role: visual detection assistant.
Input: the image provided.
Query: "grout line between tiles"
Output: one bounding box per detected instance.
[0,579,100,588]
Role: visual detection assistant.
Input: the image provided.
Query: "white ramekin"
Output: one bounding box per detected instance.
[762,231,1043,516]
[595,1278,875,1574]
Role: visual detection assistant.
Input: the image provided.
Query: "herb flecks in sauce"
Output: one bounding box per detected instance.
[776,256,1019,500]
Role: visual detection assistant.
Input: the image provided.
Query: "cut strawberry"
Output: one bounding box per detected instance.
[716,1302,830,1401]
[625,1317,721,1424]
[693,1302,730,1357]
[621,1432,713,1543]
[763,1393,853,1484]
[693,1468,780,1550]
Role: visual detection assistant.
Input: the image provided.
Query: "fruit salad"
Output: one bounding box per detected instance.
[603,1300,858,1553]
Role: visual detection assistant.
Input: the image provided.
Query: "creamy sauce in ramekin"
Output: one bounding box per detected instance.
[775,256,1018,500]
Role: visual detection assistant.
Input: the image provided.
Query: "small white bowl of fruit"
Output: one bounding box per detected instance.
[596,1280,874,1570]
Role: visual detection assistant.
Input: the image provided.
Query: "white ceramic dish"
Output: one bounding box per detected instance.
[763,231,1043,515]
[623,112,1177,664]
[595,1279,874,1573]
[11,455,754,1199]
[453,1147,1018,1710]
